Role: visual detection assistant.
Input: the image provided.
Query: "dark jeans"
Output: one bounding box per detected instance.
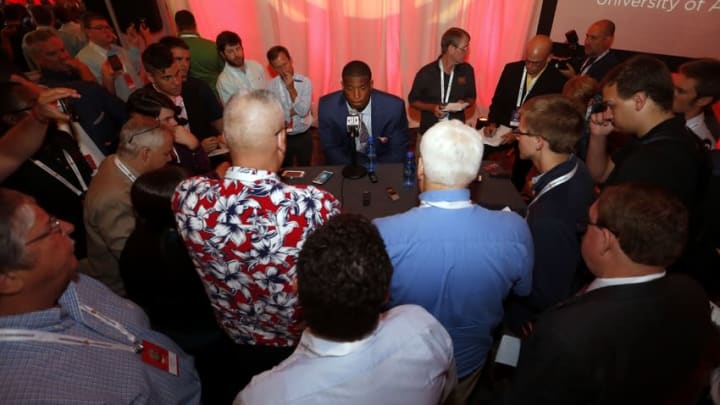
[283,129,313,167]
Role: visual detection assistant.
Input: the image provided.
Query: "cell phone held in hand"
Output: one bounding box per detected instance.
[58,97,77,121]
[312,170,334,185]
[107,54,123,72]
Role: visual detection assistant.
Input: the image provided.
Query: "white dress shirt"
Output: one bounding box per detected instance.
[586,271,666,293]
[687,112,714,147]
[236,304,456,405]
[216,59,266,105]
[76,41,142,102]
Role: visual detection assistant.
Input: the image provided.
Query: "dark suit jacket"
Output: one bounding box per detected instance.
[318,89,408,164]
[40,72,127,155]
[506,274,718,405]
[581,50,620,83]
[488,61,567,127]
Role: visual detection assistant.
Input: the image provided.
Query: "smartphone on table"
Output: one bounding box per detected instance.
[312,170,334,185]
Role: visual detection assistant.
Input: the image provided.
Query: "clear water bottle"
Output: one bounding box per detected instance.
[403,151,415,188]
[366,135,377,173]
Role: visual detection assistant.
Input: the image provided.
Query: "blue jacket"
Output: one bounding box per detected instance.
[318,89,408,164]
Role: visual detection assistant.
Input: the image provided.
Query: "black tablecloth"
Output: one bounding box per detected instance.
[283,162,527,219]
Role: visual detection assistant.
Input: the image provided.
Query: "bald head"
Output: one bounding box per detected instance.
[585,19,615,57]
[224,90,286,168]
[525,35,553,76]
[593,19,615,37]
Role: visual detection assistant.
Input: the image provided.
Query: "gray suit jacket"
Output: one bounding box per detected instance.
[83,155,135,295]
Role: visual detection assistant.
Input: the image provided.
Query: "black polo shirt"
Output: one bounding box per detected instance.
[409,59,476,134]
[182,76,223,140]
[608,116,704,207]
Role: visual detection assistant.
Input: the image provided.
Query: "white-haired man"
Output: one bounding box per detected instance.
[374,120,534,403]
[173,89,340,388]
[84,116,174,295]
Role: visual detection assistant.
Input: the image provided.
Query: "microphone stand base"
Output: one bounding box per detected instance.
[342,165,367,179]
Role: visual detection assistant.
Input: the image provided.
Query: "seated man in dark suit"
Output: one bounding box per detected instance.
[484,35,567,190]
[318,60,408,165]
[506,183,719,405]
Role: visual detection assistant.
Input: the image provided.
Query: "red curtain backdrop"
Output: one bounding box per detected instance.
[168,0,537,122]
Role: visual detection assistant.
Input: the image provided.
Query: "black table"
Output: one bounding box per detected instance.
[284,163,527,219]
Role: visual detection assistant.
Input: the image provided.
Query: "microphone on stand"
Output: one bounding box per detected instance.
[342,111,367,179]
[347,112,360,137]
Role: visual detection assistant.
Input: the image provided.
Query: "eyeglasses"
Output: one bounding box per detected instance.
[511,128,538,137]
[455,45,469,53]
[88,25,113,31]
[127,123,162,144]
[26,216,62,245]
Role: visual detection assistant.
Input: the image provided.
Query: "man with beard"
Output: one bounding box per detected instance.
[215,31,266,105]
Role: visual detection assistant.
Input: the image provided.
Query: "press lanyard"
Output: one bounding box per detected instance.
[581,50,608,74]
[526,162,579,213]
[515,67,537,108]
[0,304,142,353]
[420,199,473,210]
[438,59,455,104]
[114,156,137,182]
[31,150,88,196]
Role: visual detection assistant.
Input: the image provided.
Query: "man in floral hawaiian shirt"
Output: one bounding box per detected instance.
[173,89,340,386]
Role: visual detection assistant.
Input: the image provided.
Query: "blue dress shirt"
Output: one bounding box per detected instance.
[375,189,534,377]
[0,275,201,404]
